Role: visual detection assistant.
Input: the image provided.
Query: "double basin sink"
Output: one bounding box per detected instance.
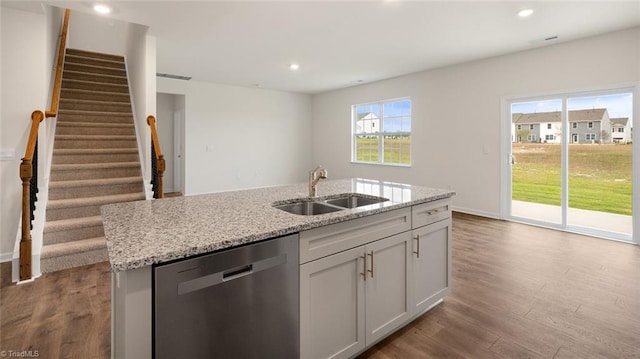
[273,193,389,216]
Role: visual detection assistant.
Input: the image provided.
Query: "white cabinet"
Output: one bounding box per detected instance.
[300,233,411,359]
[364,232,412,345]
[410,198,452,315]
[411,217,451,314]
[300,200,452,359]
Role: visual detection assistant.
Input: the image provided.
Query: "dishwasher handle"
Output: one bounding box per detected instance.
[177,253,287,295]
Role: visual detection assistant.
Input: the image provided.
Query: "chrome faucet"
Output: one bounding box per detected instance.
[308,166,328,198]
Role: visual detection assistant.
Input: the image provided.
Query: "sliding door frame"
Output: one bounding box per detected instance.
[500,84,639,245]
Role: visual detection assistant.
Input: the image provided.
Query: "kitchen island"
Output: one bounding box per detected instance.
[102,178,455,358]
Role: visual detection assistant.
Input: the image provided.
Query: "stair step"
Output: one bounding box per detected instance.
[60,88,130,103]
[64,54,125,70]
[50,161,141,181]
[54,134,137,150]
[40,237,108,273]
[46,193,146,221]
[49,176,143,200]
[43,216,105,245]
[59,99,132,113]
[57,109,133,123]
[62,78,128,93]
[66,48,124,62]
[52,148,139,164]
[63,62,126,77]
[56,121,135,136]
[63,70,128,85]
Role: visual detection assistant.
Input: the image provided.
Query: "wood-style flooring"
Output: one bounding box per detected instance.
[1,213,639,358]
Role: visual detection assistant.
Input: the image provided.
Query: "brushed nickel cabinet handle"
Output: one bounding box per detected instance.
[367,251,374,278]
[413,234,420,258]
[360,255,367,281]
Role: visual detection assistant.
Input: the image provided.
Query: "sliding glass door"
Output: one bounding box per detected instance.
[506,89,635,242]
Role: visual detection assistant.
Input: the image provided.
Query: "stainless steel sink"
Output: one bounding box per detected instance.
[325,194,389,208]
[273,193,389,216]
[274,201,343,216]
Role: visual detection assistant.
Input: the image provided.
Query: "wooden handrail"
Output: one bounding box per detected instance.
[19,9,70,281]
[147,116,165,199]
[46,8,70,118]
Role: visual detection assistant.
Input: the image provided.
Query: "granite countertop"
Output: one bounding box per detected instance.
[101,178,455,272]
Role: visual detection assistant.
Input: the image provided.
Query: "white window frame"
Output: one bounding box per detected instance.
[527,134,537,142]
[530,124,534,130]
[352,97,412,166]
[588,122,594,129]
[545,134,555,141]
[547,123,552,129]
[586,133,596,141]
[572,122,578,129]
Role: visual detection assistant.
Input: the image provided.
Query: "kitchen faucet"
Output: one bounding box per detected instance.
[308,166,328,198]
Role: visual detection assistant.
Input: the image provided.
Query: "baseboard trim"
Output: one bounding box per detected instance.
[451,206,501,220]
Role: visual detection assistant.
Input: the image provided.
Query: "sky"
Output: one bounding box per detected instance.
[511,92,633,125]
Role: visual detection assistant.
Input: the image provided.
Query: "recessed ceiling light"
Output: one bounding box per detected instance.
[93,4,112,15]
[517,9,534,18]
[289,63,300,71]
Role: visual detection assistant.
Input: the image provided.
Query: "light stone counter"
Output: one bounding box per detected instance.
[101,178,455,272]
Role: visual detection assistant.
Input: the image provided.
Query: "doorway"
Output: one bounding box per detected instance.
[504,88,636,243]
[156,93,185,194]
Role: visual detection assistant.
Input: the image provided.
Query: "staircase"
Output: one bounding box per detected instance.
[41,48,145,273]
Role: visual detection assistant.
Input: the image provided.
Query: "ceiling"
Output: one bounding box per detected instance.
[4,1,640,94]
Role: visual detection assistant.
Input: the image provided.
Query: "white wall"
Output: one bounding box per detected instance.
[0,7,48,260]
[311,27,640,218]
[68,10,127,56]
[157,78,313,195]
[125,24,155,190]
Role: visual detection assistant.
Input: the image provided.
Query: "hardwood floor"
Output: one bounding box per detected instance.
[1,213,639,358]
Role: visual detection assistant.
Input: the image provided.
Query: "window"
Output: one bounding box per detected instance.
[547,123,552,129]
[617,128,625,133]
[586,133,596,141]
[588,122,594,129]
[517,124,521,130]
[530,124,534,130]
[353,98,411,165]
[545,134,555,141]
[572,122,577,129]
[527,134,536,142]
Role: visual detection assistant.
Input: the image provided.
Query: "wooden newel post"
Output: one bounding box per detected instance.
[147,115,165,199]
[157,155,165,199]
[19,160,33,280]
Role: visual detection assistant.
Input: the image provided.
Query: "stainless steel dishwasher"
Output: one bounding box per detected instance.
[153,234,299,358]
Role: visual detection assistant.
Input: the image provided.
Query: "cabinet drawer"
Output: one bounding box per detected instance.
[299,207,411,264]
[412,199,451,228]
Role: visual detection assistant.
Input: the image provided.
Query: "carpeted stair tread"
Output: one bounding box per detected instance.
[52,161,140,171]
[57,109,132,117]
[44,215,103,234]
[50,176,142,189]
[61,78,128,93]
[63,70,128,85]
[41,237,107,259]
[63,55,125,69]
[66,48,124,61]
[63,62,126,77]
[56,134,137,141]
[54,148,138,155]
[60,88,130,102]
[57,121,134,128]
[48,192,145,210]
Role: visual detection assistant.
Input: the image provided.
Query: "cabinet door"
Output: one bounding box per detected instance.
[411,218,451,315]
[364,232,412,345]
[300,246,365,359]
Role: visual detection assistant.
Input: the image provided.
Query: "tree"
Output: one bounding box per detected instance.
[516,129,530,143]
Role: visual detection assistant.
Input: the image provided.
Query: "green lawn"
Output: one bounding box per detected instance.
[355,136,410,164]
[512,143,632,215]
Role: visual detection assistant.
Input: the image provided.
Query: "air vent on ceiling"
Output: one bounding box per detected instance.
[156,72,192,81]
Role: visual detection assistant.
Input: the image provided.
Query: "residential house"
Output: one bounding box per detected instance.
[610,117,633,143]
[355,112,380,133]
[512,108,612,144]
